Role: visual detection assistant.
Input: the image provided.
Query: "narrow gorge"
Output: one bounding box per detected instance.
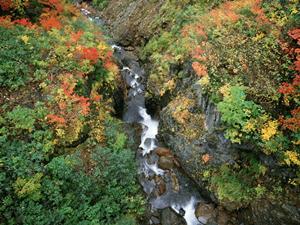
[0,1,299,225]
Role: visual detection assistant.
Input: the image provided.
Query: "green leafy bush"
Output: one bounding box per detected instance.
[217,85,263,143]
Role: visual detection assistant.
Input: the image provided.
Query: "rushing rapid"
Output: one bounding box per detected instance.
[112,45,204,225]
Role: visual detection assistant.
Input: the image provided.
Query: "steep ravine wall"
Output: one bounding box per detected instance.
[99,0,165,47]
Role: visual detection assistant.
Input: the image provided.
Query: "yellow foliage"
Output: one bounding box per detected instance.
[20,35,29,44]
[252,33,265,41]
[160,79,176,96]
[219,84,230,98]
[284,151,300,166]
[89,109,107,144]
[243,120,256,133]
[261,120,278,141]
[198,75,210,87]
[97,42,107,51]
[14,173,43,200]
[171,97,194,124]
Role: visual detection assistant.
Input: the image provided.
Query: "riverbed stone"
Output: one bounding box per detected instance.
[195,203,215,220]
[170,171,180,193]
[155,176,166,196]
[160,208,186,225]
[158,155,174,170]
[155,147,172,157]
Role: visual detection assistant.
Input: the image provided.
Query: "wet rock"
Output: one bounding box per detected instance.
[239,199,300,225]
[217,208,230,225]
[150,216,160,224]
[158,155,174,170]
[155,147,172,157]
[160,208,187,225]
[155,176,166,196]
[195,203,216,221]
[170,171,180,193]
[159,83,239,203]
[100,0,165,47]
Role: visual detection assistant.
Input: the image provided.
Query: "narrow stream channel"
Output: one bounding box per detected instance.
[80,7,208,225]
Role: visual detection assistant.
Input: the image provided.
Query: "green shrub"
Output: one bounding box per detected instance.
[92,0,109,10]
[0,27,40,89]
[217,85,263,143]
[0,113,145,225]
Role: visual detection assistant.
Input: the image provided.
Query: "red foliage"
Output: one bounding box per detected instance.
[80,47,99,64]
[62,80,74,97]
[103,50,114,69]
[280,107,300,132]
[76,96,90,115]
[0,0,12,11]
[292,75,300,86]
[60,76,91,116]
[39,0,63,13]
[278,82,295,95]
[14,18,33,28]
[47,114,66,125]
[278,28,300,133]
[71,30,84,43]
[40,16,62,30]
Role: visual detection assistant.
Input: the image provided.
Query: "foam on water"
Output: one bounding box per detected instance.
[145,162,164,176]
[172,198,202,225]
[138,107,159,155]
[112,44,122,50]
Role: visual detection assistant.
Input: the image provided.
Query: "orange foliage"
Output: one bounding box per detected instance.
[71,30,84,43]
[181,24,207,39]
[192,46,207,61]
[202,154,211,164]
[92,94,101,102]
[251,0,269,24]
[0,16,13,28]
[40,16,62,30]
[192,62,208,77]
[47,114,66,125]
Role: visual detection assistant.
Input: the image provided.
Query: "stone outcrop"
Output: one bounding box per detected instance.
[160,83,239,193]
[100,0,164,47]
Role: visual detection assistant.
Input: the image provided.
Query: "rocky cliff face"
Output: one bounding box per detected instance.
[100,0,164,47]
[159,82,239,202]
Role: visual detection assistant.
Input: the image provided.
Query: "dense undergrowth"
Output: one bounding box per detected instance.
[0,1,145,224]
[142,0,299,206]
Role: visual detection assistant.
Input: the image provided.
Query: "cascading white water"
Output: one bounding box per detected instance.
[172,198,204,225]
[120,62,202,225]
